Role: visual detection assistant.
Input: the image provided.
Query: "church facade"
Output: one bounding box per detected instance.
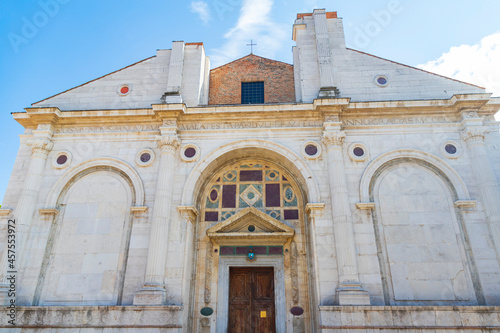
[1,9,500,332]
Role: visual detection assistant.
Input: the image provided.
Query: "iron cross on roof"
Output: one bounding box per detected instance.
[247,39,257,54]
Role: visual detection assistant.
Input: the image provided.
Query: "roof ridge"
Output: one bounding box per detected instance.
[211,54,292,71]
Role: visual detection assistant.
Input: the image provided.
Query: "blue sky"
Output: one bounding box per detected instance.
[1,0,500,204]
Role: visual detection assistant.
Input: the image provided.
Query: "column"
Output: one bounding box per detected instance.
[322,121,370,305]
[134,124,180,305]
[0,129,53,303]
[461,124,500,261]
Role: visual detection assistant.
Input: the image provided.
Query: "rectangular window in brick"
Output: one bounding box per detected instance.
[241,81,264,104]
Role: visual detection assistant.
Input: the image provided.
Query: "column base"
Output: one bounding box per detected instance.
[133,283,167,306]
[337,282,370,305]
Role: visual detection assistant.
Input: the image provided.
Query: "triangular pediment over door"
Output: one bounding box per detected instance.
[206,207,295,246]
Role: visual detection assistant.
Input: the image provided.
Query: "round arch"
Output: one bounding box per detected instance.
[45,157,146,208]
[181,139,321,206]
[359,149,471,202]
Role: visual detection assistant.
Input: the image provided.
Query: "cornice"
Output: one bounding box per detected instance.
[12,94,499,130]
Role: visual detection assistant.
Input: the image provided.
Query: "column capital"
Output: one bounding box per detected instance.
[27,138,53,157]
[156,134,180,152]
[322,130,346,147]
[460,126,489,145]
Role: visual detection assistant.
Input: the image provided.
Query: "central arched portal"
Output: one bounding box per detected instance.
[192,158,312,332]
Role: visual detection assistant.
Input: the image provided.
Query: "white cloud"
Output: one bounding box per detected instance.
[191,1,211,25]
[418,32,500,99]
[418,33,500,121]
[210,0,288,67]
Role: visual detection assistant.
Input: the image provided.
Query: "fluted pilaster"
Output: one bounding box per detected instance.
[0,135,53,303]
[134,129,180,305]
[322,123,370,305]
[461,125,500,261]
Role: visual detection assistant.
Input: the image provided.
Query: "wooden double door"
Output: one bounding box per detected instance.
[228,267,276,333]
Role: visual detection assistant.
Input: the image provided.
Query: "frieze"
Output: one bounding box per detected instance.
[56,125,161,134]
[343,116,457,126]
[178,120,323,131]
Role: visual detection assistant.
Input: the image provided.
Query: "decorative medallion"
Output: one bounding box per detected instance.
[240,185,262,207]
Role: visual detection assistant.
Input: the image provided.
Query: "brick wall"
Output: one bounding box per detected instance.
[208,54,295,105]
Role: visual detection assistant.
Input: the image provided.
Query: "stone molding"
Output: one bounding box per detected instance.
[318,306,500,329]
[359,149,472,203]
[131,206,148,214]
[356,202,375,210]
[322,130,346,147]
[0,306,183,328]
[455,200,477,209]
[38,208,59,217]
[306,203,325,218]
[181,139,321,205]
[460,126,490,145]
[206,207,295,246]
[177,205,199,223]
[0,209,12,218]
[45,157,146,208]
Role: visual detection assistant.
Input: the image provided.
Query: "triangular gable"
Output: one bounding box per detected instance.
[206,207,295,245]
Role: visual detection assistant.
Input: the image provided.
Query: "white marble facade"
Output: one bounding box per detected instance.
[1,8,500,333]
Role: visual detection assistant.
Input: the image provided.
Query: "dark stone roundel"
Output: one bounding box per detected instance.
[377,76,388,85]
[184,147,196,158]
[200,307,213,316]
[353,147,364,157]
[248,225,256,232]
[305,144,318,156]
[445,144,457,154]
[290,306,304,316]
[56,155,68,165]
[140,153,151,163]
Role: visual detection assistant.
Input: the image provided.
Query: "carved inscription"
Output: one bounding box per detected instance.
[56,125,160,134]
[178,120,323,130]
[343,116,456,126]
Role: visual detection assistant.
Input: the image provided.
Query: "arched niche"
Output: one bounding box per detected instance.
[35,158,145,306]
[359,150,483,305]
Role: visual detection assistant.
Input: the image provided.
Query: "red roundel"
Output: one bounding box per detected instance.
[120,86,129,94]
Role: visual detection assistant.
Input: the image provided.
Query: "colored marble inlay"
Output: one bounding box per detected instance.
[222,185,237,208]
[205,211,218,221]
[268,246,283,255]
[240,170,262,181]
[284,209,299,220]
[235,247,249,255]
[265,184,281,207]
[220,247,235,255]
[253,246,267,254]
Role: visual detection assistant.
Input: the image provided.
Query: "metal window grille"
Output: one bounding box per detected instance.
[241,81,264,104]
